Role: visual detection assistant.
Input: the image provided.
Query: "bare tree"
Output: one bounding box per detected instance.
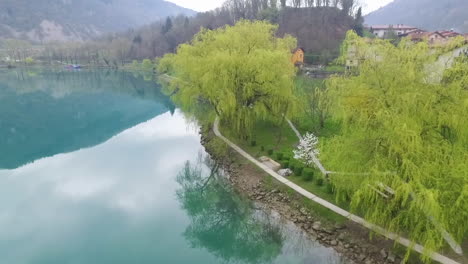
[305,0,314,7]
[291,0,302,8]
[280,0,287,8]
[269,0,277,8]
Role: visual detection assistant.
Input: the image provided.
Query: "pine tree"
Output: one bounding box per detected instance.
[353,7,364,36]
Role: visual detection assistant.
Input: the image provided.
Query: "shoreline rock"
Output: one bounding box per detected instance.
[200,126,406,264]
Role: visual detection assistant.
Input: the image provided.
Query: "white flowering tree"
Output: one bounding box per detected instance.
[293,132,320,167]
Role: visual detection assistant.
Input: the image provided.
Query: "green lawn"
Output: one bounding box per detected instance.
[220,119,299,159]
[217,76,352,223]
[220,117,351,224]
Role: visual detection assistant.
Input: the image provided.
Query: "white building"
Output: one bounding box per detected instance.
[368,24,420,38]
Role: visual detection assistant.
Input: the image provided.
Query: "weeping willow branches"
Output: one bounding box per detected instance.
[158,20,298,137]
[323,31,468,262]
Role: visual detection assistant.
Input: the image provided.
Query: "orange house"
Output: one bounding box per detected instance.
[291,48,305,66]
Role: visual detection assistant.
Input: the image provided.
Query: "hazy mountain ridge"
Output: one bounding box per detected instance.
[365,0,468,33]
[0,0,195,42]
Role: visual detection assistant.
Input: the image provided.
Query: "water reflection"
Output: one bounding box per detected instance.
[0,69,350,264]
[0,69,175,169]
[176,155,349,264]
[177,156,284,263]
[0,112,211,264]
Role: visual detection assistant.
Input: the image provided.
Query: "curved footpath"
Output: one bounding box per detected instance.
[213,117,460,264]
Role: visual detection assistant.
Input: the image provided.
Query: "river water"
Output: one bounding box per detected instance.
[0,69,349,264]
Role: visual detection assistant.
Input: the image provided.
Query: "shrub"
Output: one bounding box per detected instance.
[303,168,314,182]
[294,165,304,176]
[142,59,153,71]
[260,146,265,151]
[280,160,289,168]
[289,161,296,171]
[250,140,257,147]
[315,177,324,186]
[267,149,274,155]
[275,152,284,160]
[326,183,335,194]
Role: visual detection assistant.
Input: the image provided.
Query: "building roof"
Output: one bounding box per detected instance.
[399,29,427,37]
[292,48,305,53]
[438,30,460,38]
[406,31,445,41]
[369,24,419,30]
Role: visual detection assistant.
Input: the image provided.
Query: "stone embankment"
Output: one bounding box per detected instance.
[200,127,406,264]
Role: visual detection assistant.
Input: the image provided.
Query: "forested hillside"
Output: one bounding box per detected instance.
[33,0,360,66]
[0,0,195,42]
[365,0,468,33]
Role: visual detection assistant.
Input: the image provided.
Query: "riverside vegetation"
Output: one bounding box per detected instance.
[159,20,468,263]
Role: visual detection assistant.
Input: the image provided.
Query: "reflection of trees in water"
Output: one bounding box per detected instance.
[0,69,175,112]
[0,69,176,169]
[176,154,350,264]
[176,154,284,264]
[251,207,349,264]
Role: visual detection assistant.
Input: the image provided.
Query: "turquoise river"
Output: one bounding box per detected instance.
[0,69,349,264]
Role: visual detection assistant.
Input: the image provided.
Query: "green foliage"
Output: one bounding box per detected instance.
[362,29,376,39]
[315,177,324,186]
[352,7,364,37]
[131,60,140,69]
[324,31,468,260]
[275,152,284,160]
[302,168,314,182]
[162,17,173,34]
[258,7,280,23]
[304,51,339,65]
[159,20,298,137]
[24,57,35,65]
[324,65,345,73]
[289,161,296,171]
[250,140,257,147]
[267,149,274,156]
[280,160,289,169]
[176,157,284,263]
[293,165,304,176]
[141,59,154,71]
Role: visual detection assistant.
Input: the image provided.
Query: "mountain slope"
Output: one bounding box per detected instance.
[0,0,195,42]
[365,0,468,33]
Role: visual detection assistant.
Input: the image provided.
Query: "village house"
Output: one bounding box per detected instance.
[403,30,466,45]
[406,31,445,44]
[291,48,305,66]
[367,24,420,38]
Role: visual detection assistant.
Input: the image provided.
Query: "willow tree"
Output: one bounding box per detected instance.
[323,31,468,262]
[158,20,297,137]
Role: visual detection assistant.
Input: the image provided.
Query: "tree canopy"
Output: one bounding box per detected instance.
[159,20,298,136]
[323,31,468,261]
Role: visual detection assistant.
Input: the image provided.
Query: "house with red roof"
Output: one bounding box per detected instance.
[404,30,466,45]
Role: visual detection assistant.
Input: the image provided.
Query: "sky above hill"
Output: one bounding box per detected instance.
[167,0,394,13]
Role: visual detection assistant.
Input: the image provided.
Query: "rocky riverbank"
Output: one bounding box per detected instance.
[200,125,410,264]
